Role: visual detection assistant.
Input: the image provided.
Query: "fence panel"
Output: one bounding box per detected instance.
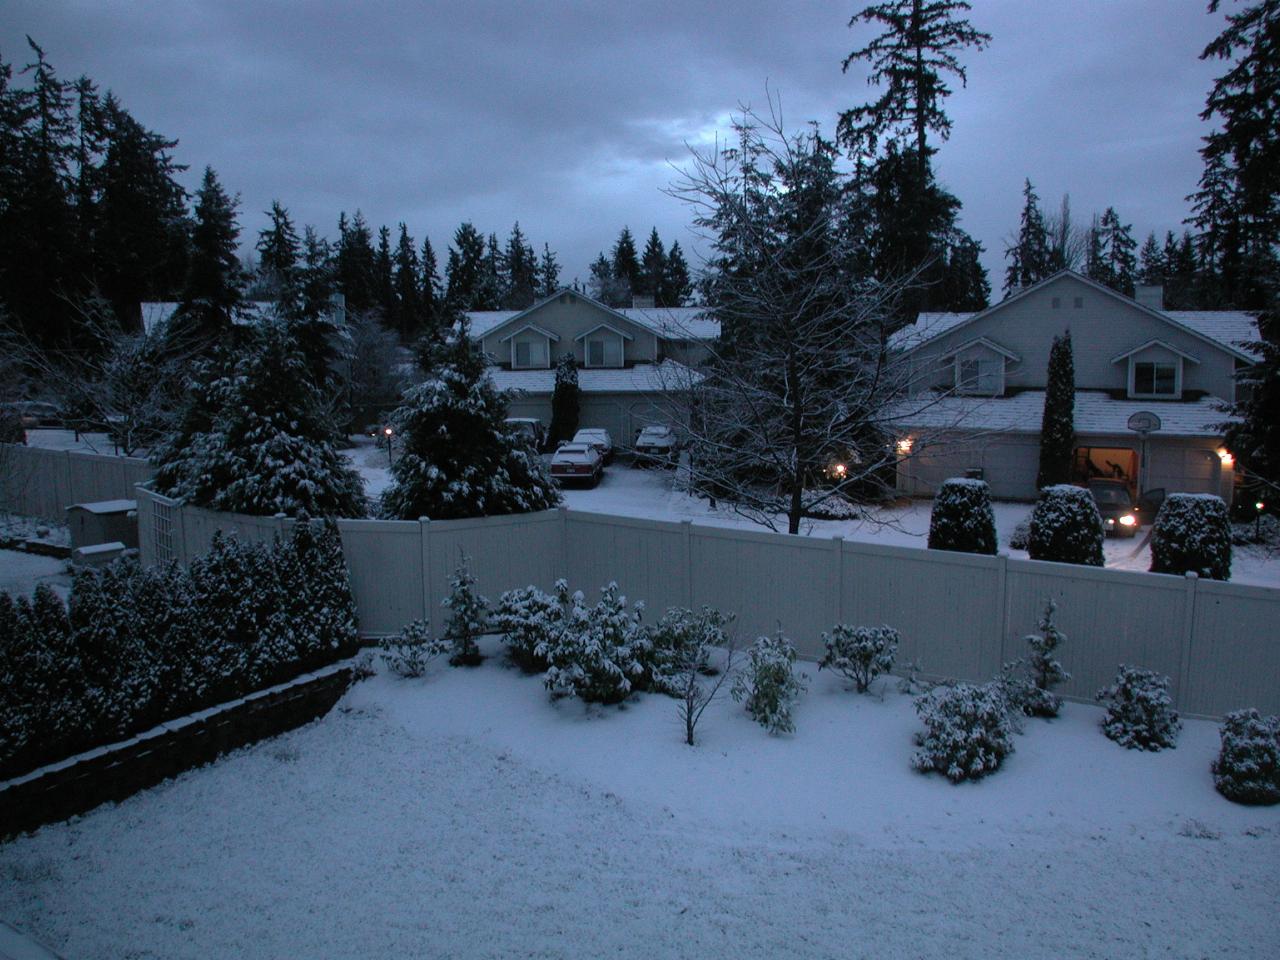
[426,511,564,618]
[1184,579,1280,716]
[566,512,687,618]
[0,445,155,519]
[178,504,284,558]
[336,519,426,637]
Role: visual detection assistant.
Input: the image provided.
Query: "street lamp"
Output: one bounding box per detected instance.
[383,425,394,465]
[1256,500,1266,542]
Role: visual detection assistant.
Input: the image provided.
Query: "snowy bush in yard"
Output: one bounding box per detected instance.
[1096,665,1181,750]
[801,490,862,520]
[492,583,564,674]
[927,478,998,555]
[542,582,649,705]
[1027,484,1103,566]
[644,605,734,696]
[1211,709,1280,805]
[441,554,489,666]
[818,624,898,693]
[912,682,1017,783]
[1000,600,1071,718]
[1008,517,1031,551]
[1149,493,1232,581]
[732,631,806,735]
[379,619,449,678]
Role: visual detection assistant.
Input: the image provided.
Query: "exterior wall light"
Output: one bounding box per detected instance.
[1217,448,1234,466]
[896,437,913,455]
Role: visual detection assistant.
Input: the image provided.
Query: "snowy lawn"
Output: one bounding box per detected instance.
[0,550,70,599]
[2,641,1276,960]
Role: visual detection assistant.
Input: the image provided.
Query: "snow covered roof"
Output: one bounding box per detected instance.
[887,390,1233,439]
[464,289,718,343]
[498,322,560,343]
[1164,311,1261,360]
[139,301,281,336]
[486,360,699,395]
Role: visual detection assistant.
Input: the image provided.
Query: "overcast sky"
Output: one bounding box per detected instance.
[4,1,1231,293]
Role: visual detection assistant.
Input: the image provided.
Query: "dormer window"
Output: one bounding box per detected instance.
[499,322,559,369]
[1112,339,1197,400]
[575,322,632,368]
[956,357,1002,395]
[1133,361,1176,397]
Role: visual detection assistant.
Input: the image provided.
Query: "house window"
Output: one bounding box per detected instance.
[1051,297,1061,309]
[956,357,1002,396]
[585,335,622,367]
[513,338,546,369]
[1133,361,1177,397]
[1073,296,1084,309]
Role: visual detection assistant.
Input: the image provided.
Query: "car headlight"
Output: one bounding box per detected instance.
[1119,514,1137,527]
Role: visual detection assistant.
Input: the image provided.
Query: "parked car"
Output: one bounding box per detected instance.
[633,424,679,466]
[571,428,614,463]
[549,442,604,487]
[504,417,548,452]
[4,400,61,429]
[1088,479,1139,538]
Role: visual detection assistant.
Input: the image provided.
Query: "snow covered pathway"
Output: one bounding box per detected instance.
[1,654,1277,959]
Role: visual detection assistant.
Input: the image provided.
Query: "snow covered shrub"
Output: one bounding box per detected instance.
[912,682,1017,783]
[1149,493,1232,581]
[732,631,806,735]
[801,490,862,520]
[442,554,489,666]
[1001,600,1070,718]
[818,624,898,693]
[542,582,649,704]
[644,605,734,696]
[379,619,449,678]
[1027,484,1103,566]
[1008,517,1031,551]
[1096,665,1181,750]
[1211,709,1280,805]
[927,479,998,555]
[492,583,563,673]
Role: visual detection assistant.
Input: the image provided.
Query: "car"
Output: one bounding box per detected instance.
[633,424,678,466]
[571,428,613,463]
[4,400,61,430]
[504,417,548,452]
[549,442,604,487]
[1088,479,1140,538]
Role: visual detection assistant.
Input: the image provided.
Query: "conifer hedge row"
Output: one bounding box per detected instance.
[0,521,358,780]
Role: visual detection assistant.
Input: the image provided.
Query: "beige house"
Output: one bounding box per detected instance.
[467,288,716,444]
[891,270,1259,502]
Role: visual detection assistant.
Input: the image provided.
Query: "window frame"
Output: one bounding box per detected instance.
[1129,359,1180,398]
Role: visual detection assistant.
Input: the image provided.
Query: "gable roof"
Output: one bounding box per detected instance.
[939,336,1021,362]
[498,322,560,343]
[1109,339,1201,365]
[465,287,718,342]
[487,359,699,395]
[891,270,1260,363]
[574,322,634,342]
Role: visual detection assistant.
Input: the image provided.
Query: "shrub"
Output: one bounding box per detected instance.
[1211,709,1280,805]
[1096,665,1181,750]
[801,490,862,520]
[927,479,998,555]
[1027,484,1103,566]
[1001,600,1071,718]
[542,582,649,704]
[442,553,489,666]
[1149,493,1232,581]
[1008,517,1031,551]
[818,624,899,693]
[379,619,449,678]
[492,583,564,673]
[912,682,1017,783]
[645,606,734,696]
[732,631,806,735]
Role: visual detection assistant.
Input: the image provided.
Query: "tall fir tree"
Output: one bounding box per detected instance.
[374,224,396,326]
[1087,207,1138,296]
[478,232,504,310]
[1004,179,1053,294]
[942,234,990,310]
[299,225,334,320]
[392,223,422,342]
[611,226,642,303]
[502,222,539,309]
[179,166,243,343]
[420,235,442,336]
[639,227,667,303]
[549,351,581,447]
[538,242,561,296]
[256,200,301,312]
[335,210,377,313]
[444,221,486,311]
[662,240,693,306]
[1138,231,1166,287]
[1037,330,1077,489]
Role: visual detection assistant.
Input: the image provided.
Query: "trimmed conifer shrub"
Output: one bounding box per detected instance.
[1037,330,1076,489]
[912,681,1016,783]
[732,631,806,735]
[1211,709,1280,805]
[1001,599,1071,718]
[927,478,998,555]
[1149,493,1232,581]
[1027,484,1104,566]
[1096,665,1181,750]
[818,623,899,693]
[442,553,489,666]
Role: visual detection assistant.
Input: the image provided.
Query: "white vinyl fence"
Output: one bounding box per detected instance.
[134,486,1280,719]
[1,444,155,520]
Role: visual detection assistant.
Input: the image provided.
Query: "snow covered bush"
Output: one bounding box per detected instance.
[379,619,449,678]
[1211,709,1280,805]
[818,623,898,693]
[492,583,564,674]
[644,605,734,696]
[912,682,1017,783]
[1027,484,1103,566]
[380,318,561,521]
[441,554,489,666]
[801,490,862,520]
[1008,517,1031,551]
[927,478,998,555]
[1149,493,1232,581]
[732,631,806,735]
[1001,600,1071,718]
[1096,665,1181,750]
[542,582,649,705]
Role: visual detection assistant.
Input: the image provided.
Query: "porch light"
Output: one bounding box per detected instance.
[896,437,913,455]
[832,462,848,479]
[1217,448,1234,466]
[1257,501,1265,512]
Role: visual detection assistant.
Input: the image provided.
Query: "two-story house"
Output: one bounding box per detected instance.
[889,270,1259,502]
[467,287,717,444]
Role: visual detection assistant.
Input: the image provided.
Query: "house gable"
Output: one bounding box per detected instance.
[479,288,657,367]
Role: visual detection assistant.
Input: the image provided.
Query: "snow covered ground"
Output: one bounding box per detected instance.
[1,644,1276,959]
[0,550,70,599]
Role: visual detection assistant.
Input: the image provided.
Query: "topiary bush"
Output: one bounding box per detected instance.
[379,619,449,678]
[1211,709,1280,805]
[644,605,734,696]
[491,582,565,674]
[1027,484,1104,566]
[542,582,649,704]
[818,623,899,693]
[912,681,1016,783]
[1149,493,1232,580]
[1096,665,1181,750]
[732,631,806,735]
[927,478,998,555]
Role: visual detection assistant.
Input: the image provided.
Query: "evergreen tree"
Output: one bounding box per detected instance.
[442,553,489,666]
[420,235,443,334]
[538,242,561,296]
[1004,178,1052,294]
[380,317,561,520]
[1138,231,1166,287]
[392,223,422,341]
[299,225,334,320]
[478,232,504,310]
[179,166,243,343]
[256,200,301,311]
[662,240,693,306]
[1222,293,1280,492]
[374,223,395,325]
[588,251,622,305]
[549,351,581,446]
[502,222,539,309]
[639,227,667,303]
[1037,330,1076,489]
[335,210,377,313]
[942,233,990,310]
[444,221,486,311]
[1095,206,1137,296]
[1163,230,1200,308]
[611,226,641,303]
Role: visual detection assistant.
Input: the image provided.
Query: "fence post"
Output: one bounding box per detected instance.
[1178,572,1198,712]
[994,551,1010,677]
[682,520,693,608]
[420,517,434,624]
[558,506,570,582]
[831,536,844,625]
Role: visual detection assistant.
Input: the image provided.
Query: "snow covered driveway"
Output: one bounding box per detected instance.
[2,652,1276,959]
